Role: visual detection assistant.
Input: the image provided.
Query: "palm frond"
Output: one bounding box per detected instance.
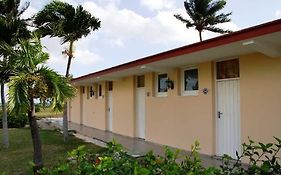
[0,40,17,57]
[174,14,193,27]
[177,0,232,41]
[34,1,101,44]
[207,0,226,16]
[213,12,232,24]
[17,1,30,17]
[3,34,76,114]
[204,26,232,34]
[8,74,29,113]
[36,66,76,112]
[0,54,18,83]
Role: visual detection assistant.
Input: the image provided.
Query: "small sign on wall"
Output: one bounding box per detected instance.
[202,88,208,95]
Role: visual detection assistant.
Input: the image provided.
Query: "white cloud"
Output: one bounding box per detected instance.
[202,21,240,40]
[275,10,281,18]
[42,36,103,76]
[73,49,103,65]
[59,0,78,6]
[22,0,240,77]
[83,1,196,45]
[110,38,125,48]
[83,1,240,46]
[21,6,38,19]
[140,0,175,11]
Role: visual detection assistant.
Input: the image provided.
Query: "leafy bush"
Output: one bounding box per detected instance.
[40,138,281,175]
[0,110,28,128]
[40,140,220,175]
[220,137,281,175]
[35,104,41,113]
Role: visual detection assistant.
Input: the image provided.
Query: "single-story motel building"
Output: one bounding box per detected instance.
[68,19,281,158]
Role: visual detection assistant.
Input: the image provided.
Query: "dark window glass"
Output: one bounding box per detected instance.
[216,59,239,80]
[99,85,102,96]
[158,74,168,92]
[89,86,94,97]
[137,75,145,88]
[184,69,198,91]
[108,81,113,91]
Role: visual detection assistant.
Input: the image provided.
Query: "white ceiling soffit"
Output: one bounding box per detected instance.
[73,30,281,85]
[242,40,281,58]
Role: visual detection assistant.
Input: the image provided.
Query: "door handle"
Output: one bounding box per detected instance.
[218,111,223,118]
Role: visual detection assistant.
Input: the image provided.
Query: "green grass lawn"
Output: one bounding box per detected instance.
[0,128,103,175]
[35,107,62,118]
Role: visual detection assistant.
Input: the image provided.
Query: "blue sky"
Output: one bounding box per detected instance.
[22,0,281,78]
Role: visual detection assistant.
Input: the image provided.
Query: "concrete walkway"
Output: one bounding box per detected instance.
[39,118,223,168]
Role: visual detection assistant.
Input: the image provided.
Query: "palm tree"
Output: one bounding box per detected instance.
[0,0,30,148]
[34,0,101,141]
[174,0,232,41]
[0,36,75,172]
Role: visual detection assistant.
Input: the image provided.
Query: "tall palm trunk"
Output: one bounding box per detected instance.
[1,83,9,148]
[199,30,202,42]
[65,44,73,77]
[28,96,43,172]
[63,40,74,142]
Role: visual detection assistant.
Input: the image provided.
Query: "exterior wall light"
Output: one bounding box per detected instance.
[166,78,174,90]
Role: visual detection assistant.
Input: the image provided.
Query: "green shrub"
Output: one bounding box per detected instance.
[35,104,41,113]
[40,140,221,175]
[0,111,28,128]
[220,137,281,175]
[40,138,281,175]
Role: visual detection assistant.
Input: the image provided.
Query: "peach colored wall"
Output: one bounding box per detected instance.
[69,52,281,157]
[240,53,281,144]
[112,76,135,137]
[145,62,215,155]
[82,83,106,130]
[69,86,81,124]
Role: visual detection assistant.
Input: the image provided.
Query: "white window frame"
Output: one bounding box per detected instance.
[155,73,168,97]
[182,67,199,96]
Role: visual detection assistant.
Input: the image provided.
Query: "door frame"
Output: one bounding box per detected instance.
[135,75,146,139]
[214,58,241,157]
[107,82,113,132]
[80,86,84,125]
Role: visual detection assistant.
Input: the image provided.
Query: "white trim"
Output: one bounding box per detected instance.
[155,73,168,97]
[216,78,240,82]
[215,59,241,157]
[181,67,199,96]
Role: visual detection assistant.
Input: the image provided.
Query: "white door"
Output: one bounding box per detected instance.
[80,87,84,125]
[136,87,145,139]
[107,91,113,132]
[216,59,241,158]
[136,75,146,139]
